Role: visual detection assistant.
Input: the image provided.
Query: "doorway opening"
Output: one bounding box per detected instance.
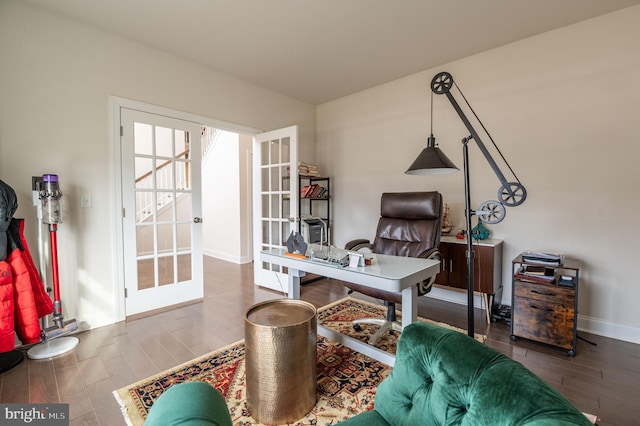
[200,126,254,264]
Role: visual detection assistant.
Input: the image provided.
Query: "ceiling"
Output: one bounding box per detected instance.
[23,0,640,105]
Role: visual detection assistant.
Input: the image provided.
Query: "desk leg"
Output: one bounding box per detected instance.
[401,285,418,330]
[287,268,304,299]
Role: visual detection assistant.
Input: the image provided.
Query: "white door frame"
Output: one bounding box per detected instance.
[109,96,261,321]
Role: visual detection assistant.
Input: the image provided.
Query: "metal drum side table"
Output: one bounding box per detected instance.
[244,299,317,424]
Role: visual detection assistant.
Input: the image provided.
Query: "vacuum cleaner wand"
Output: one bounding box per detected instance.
[42,222,78,341]
[49,223,64,327]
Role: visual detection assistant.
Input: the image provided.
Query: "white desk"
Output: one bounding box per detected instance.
[260,247,440,365]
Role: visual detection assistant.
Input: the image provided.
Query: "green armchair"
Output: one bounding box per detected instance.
[338,321,592,425]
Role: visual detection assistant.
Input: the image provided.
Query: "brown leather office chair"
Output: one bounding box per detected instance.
[344,191,443,345]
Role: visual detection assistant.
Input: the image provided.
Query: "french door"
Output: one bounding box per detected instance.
[252,126,298,293]
[120,108,203,316]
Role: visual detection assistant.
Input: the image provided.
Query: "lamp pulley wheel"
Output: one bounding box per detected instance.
[431,72,454,95]
[477,200,506,224]
[498,182,526,207]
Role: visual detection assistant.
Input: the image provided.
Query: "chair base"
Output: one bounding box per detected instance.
[353,318,403,345]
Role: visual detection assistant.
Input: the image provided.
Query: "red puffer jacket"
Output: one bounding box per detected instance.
[0,261,14,352]
[9,247,43,346]
[0,220,53,352]
[13,219,53,319]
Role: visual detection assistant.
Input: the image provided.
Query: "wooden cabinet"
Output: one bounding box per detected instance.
[435,236,503,323]
[435,236,503,294]
[510,255,580,356]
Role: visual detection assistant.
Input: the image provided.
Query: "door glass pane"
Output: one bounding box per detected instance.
[137,258,154,290]
[271,221,281,246]
[157,223,174,254]
[176,193,192,222]
[270,167,280,191]
[177,253,192,282]
[282,198,290,224]
[156,192,175,219]
[269,139,280,163]
[281,137,290,163]
[134,122,153,155]
[262,221,269,244]
[155,126,174,158]
[261,140,269,164]
[270,194,280,218]
[261,194,269,218]
[136,224,153,256]
[156,159,174,190]
[176,223,191,250]
[261,168,269,192]
[135,157,153,186]
[136,191,153,223]
[175,129,187,155]
[176,160,190,190]
[158,255,175,286]
[282,221,291,245]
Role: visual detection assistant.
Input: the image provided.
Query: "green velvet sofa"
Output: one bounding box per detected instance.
[145,381,232,426]
[338,321,591,426]
[145,322,592,425]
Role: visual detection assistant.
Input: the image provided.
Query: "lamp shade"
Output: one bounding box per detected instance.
[405,135,459,175]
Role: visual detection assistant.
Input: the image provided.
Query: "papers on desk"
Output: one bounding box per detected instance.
[522,251,563,266]
[308,253,350,267]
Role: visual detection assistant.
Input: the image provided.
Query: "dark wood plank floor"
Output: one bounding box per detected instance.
[1,257,638,425]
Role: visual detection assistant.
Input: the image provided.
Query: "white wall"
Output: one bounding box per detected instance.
[0,1,316,329]
[317,6,640,343]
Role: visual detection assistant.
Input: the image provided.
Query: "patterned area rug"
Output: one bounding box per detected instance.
[317,297,485,352]
[113,297,480,425]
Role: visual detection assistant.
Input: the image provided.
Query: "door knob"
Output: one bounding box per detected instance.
[193,217,203,223]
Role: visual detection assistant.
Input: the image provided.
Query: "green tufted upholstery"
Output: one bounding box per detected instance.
[145,381,232,426]
[338,322,591,426]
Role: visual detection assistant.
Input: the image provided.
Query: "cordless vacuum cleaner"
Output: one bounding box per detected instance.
[27,174,79,359]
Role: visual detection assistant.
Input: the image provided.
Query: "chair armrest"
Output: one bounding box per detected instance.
[344,239,373,251]
[416,248,442,295]
[417,247,441,261]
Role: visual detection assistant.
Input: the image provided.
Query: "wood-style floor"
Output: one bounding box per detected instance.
[1,257,638,425]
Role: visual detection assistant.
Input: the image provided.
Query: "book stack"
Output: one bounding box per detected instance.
[300,184,328,199]
[515,265,555,284]
[521,251,563,266]
[298,162,319,177]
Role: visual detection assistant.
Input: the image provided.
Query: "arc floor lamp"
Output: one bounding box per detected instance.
[406,71,527,337]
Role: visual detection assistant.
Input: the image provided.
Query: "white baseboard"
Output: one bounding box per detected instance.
[577,315,640,345]
[429,285,489,309]
[203,249,251,264]
[428,286,639,345]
